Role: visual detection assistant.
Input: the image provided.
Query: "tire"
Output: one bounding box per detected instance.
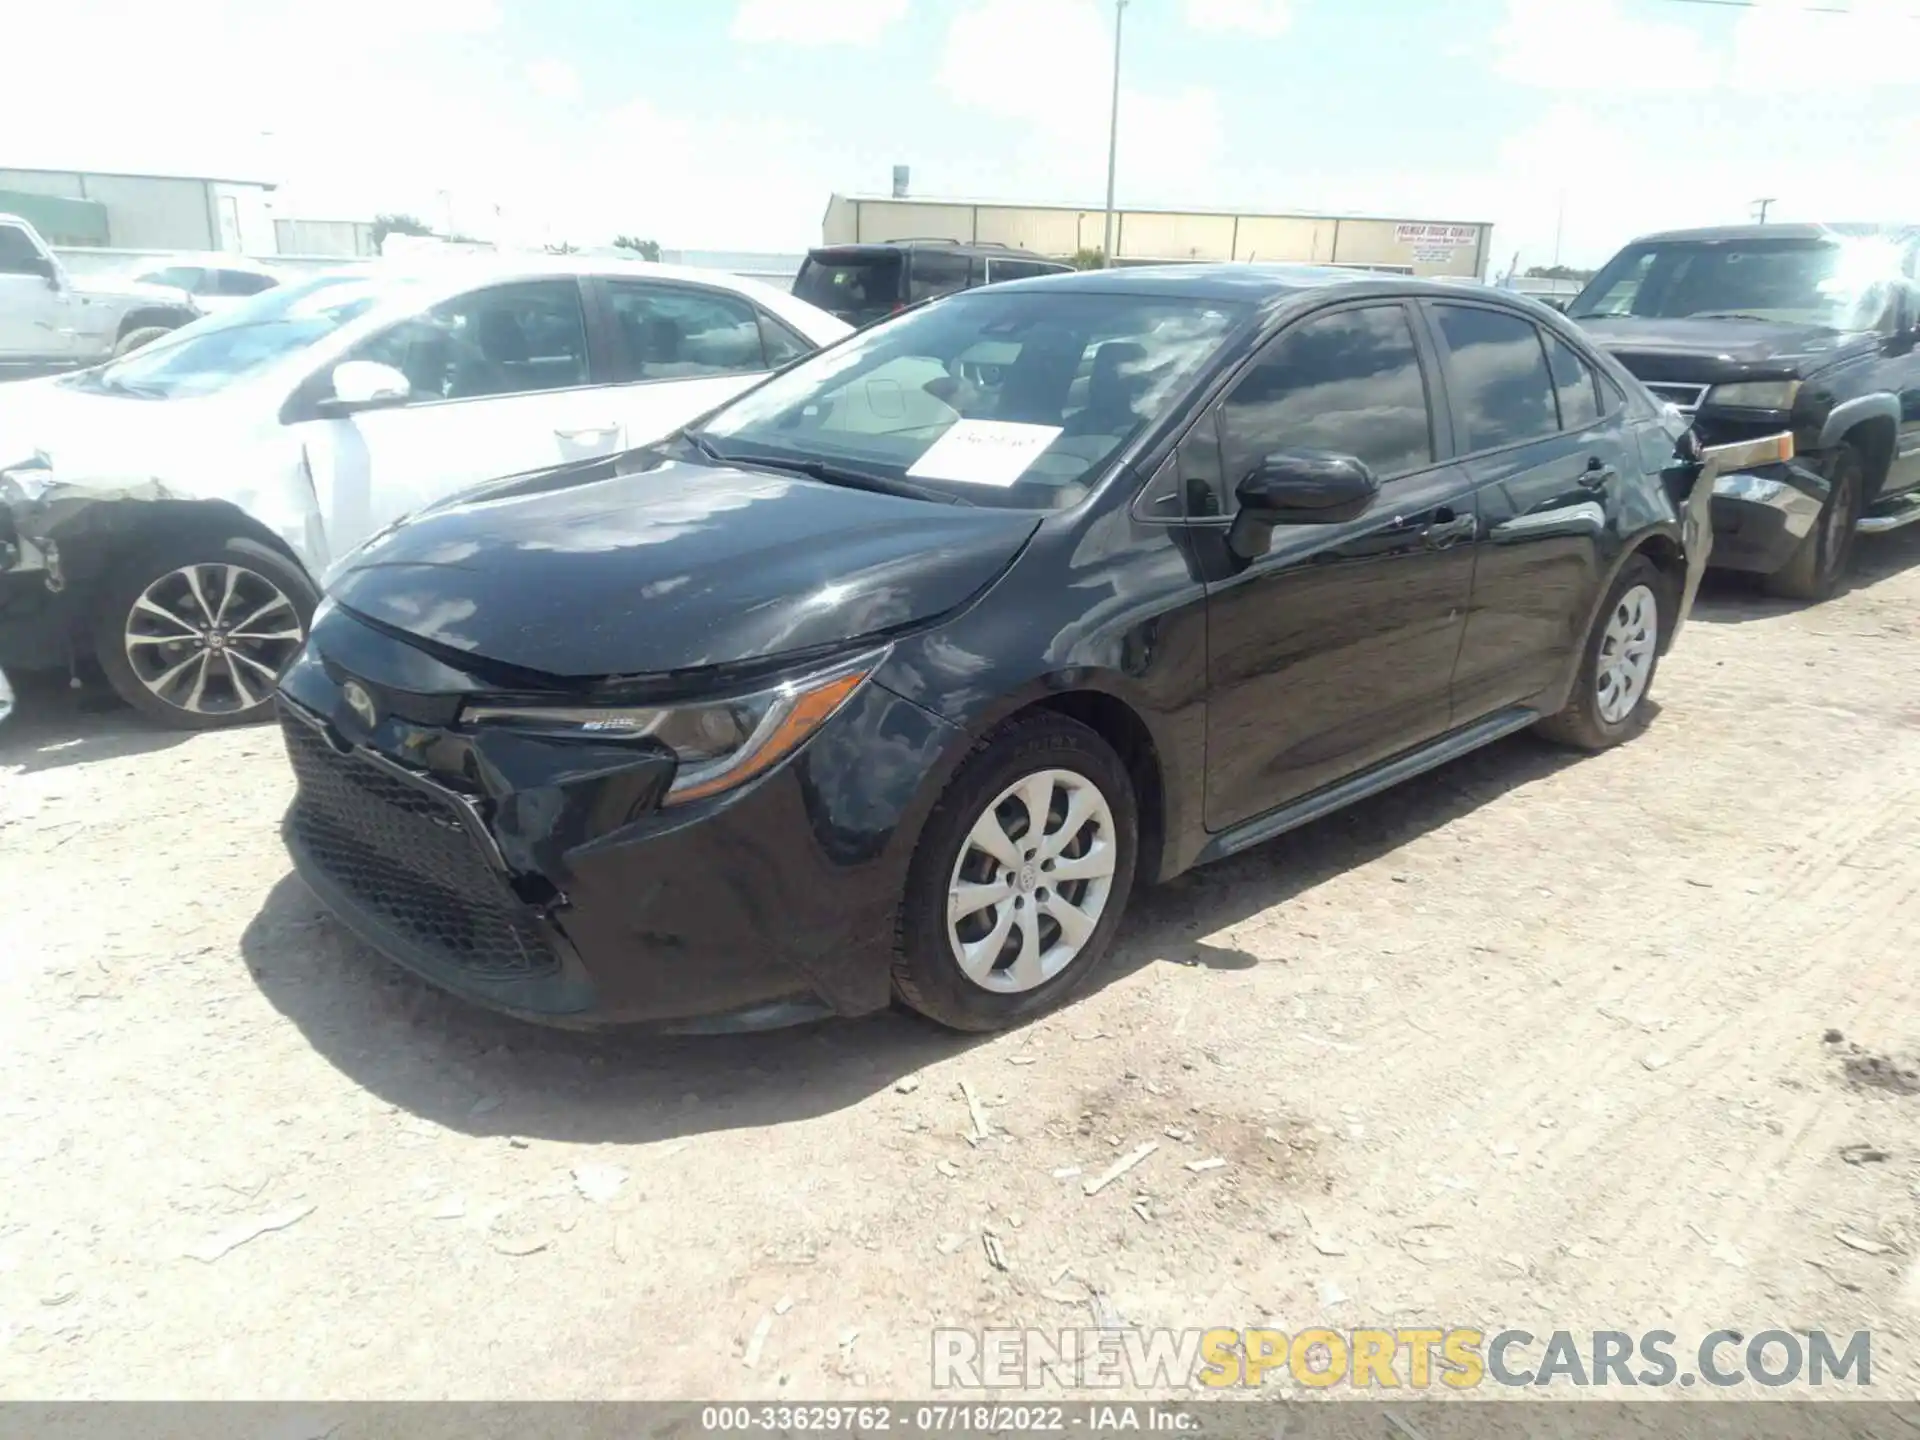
[1763,441,1865,603]
[1535,554,1667,753]
[892,712,1139,1032]
[91,531,318,730]
[113,325,175,357]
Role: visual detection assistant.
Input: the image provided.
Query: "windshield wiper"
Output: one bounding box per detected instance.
[1688,312,1778,323]
[670,427,729,465]
[742,455,971,506]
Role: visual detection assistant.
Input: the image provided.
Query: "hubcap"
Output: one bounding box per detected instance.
[0,665,13,728]
[947,767,1118,994]
[123,563,305,716]
[1595,583,1658,725]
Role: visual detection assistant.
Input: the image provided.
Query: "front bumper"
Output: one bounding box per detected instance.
[273,620,962,1029]
[1705,460,1826,576]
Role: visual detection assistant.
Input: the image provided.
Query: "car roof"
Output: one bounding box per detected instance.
[304,252,851,341]
[979,262,1537,312]
[1625,222,1920,245]
[808,240,1061,262]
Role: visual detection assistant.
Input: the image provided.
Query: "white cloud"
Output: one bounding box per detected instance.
[936,0,1225,206]
[1184,0,1293,37]
[525,58,581,101]
[1728,0,1920,90]
[1492,0,1720,90]
[730,0,909,46]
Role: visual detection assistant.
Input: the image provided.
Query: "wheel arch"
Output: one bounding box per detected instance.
[1541,527,1685,716]
[901,673,1182,888]
[114,307,195,341]
[1835,415,1897,501]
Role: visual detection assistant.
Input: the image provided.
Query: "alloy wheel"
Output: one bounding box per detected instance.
[1594,583,1658,726]
[946,767,1118,994]
[122,563,306,717]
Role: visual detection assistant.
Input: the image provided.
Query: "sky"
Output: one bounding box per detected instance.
[12,0,1920,269]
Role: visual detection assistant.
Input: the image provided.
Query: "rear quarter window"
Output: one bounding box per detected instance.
[793,253,904,324]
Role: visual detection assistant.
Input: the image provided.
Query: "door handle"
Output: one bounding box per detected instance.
[1421,509,1477,549]
[555,424,621,441]
[1578,458,1617,490]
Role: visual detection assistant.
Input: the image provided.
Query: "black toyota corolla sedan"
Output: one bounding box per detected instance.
[276,265,1721,1034]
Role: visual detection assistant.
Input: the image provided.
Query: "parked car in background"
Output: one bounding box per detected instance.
[125,254,284,316]
[0,256,851,730]
[0,213,202,377]
[1568,223,1920,600]
[792,240,1071,327]
[279,265,1725,1035]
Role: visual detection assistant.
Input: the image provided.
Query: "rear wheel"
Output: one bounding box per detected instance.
[892,713,1138,1032]
[1764,441,1864,602]
[113,325,174,357]
[91,532,317,730]
[1536,554,1666,753]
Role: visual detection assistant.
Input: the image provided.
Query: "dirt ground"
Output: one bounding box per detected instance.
[4,531,1920,1404]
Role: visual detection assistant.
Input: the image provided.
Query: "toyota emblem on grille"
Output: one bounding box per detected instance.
[342,681,379,729]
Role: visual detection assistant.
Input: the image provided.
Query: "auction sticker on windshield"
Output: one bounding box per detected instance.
[907,420,1063,487]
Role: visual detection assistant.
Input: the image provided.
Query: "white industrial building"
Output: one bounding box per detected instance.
[0,165,281,253]
[822,193,1493,279]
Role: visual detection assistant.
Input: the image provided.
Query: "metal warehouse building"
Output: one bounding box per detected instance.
[823,193,1492,279]
[0,165,278,254]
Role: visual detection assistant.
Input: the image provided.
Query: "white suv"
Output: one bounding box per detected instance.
[0,256,851,729]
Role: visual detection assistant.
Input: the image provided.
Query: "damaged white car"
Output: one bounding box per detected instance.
[0,258,851,729]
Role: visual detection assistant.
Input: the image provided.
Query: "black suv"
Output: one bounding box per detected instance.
[1569,224,1920,600]
[792,240,1071,327]
[279,266,1714,1034]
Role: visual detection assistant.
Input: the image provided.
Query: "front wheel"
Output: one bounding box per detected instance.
[113,325,175,357]
[1535,554,1666,753]
[892,713,1139,1032]
[92,532,318,730]
[1763,441,1864,603]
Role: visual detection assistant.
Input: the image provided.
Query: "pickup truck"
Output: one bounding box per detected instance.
[0,213,202,380]
[1567,223,1920,601]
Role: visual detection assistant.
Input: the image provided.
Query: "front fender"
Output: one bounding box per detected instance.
[1815,392,1900,451]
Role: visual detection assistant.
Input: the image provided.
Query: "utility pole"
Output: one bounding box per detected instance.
[1552,191,1566,269]
[1754,197,1775,224]
[1101,0,1129,269]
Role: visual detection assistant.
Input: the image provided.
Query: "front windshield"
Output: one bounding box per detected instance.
[63,272,411,400]
[1569,234,1906,331]
[695,288,1250,510]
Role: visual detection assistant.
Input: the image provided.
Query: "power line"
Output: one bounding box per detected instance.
[1652,0,1920,14]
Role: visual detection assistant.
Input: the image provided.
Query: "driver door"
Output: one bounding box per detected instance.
[284,278,625,560]
[0,223,74,364]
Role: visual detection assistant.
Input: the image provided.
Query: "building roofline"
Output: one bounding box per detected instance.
[1,165,278,191]
[830,193,1490,228]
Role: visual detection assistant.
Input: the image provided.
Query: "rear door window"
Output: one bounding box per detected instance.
[984,258,1058,283]
[1541,330,1603,431]
[792,252,904,326]
[1430,303,1559,452]
[605,280,767,380]
[209,269,278,297]
[908,250,973,303]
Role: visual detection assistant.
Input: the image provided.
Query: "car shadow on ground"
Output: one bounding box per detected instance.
[0,672,185,773]
[1688,522,1920,625]
[239,727,1582,1147]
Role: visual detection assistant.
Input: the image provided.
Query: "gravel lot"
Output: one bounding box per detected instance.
[4,532,1920,1401]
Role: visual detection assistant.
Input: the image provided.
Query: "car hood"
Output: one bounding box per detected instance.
[0,378,226,482]
[327,453,1042,679]
[1576,315,1873,380]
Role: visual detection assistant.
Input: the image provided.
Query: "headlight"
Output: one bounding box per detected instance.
[462,650,883,806]
[1712,472,1788,504]
[0,454,57,505]
[1705,380,1800,410]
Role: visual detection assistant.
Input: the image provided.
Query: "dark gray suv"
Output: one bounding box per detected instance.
[792,241,1071,327]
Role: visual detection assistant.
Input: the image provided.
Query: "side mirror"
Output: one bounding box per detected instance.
[317,360,411,416]
[1229,449,1380,559]
[16,254,59,287]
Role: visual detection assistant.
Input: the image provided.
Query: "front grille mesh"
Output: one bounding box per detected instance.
[281,713,560,980]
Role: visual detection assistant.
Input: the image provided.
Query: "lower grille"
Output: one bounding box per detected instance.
[280,712,560,981]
